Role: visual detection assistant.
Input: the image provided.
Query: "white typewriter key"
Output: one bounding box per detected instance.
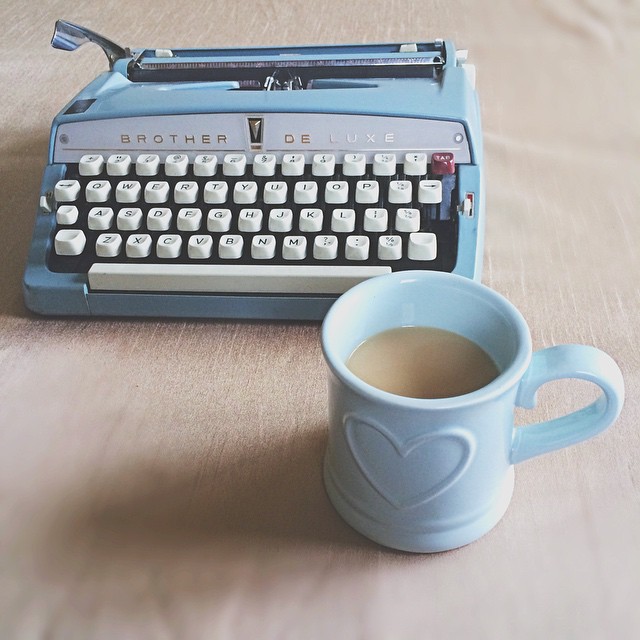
[373,153,397,176]
[125,233,153,258]
[342,153,366,176]
[54,180,81,202]
[126,234,152,258]
[203,181,228,204]
[294,181,318,205]
[86,180,112,203]
[251,235,276,260]
[233,181,258,205]
[194,155,218,177]
[165,154,189,177]
[345,235,370,261]
[54,229,86,256]
[174,181,199,204]
[176,208,202,231]
[269,208,293,232]
[145,181,170,204]
[395,208,421,232]
[156,234,183,259]
[56,205,79,225]
[408,232,437,261]
[331,209,356,233]
[252,154,277,177]
[79,154,104,176]
[219,235,244,259]
[115,180,142,203]
[207,208,232,232]
[263,181,288,205]
[282,236,307,260]
[106,154,132,176]
[136,154,160,176]
[117,207,143,231]
[299,208,323,232]
[188,235,214,259]
[88,264,392,296]
[281,153,305,176]
[363,208,388,232]
[95,233,122,258]
[313,235,339,260]
[312,154,336,177]
[40,195,52,214]
[355,180,379,204]
[404,153,428,176]
[418,179,443,204]
[325,181,349,205]
[238,208,263,232]
[223,154,247,176]
[388,180,413,204]
[88,207,114,230]
[378,235,403,260]
[147,207,172,231]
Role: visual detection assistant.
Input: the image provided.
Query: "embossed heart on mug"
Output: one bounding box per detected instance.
[345,414,475,510]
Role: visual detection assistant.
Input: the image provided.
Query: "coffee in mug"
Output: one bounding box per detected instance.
[346,326,500,399]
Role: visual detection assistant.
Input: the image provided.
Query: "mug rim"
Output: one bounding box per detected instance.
[321,271,533,409]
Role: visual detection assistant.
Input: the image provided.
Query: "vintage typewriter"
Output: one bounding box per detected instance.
[23,20,483,320]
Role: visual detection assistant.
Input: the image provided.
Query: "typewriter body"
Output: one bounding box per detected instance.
[23,20,484,320]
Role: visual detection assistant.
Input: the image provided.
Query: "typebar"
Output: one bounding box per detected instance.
[88,263,391,295]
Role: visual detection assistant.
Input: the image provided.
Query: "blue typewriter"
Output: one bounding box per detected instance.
[23,20,483,320]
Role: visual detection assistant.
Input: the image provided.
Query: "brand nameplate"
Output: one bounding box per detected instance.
[55,113,470,163]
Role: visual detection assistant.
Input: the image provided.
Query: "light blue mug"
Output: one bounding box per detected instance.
[321,271,624,553]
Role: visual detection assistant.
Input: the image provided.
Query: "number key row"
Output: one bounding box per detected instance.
[76,152,442,178]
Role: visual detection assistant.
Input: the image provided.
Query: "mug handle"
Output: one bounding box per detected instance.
[510,344,624,464]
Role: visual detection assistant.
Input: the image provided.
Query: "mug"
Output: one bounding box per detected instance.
[321,271,624,553]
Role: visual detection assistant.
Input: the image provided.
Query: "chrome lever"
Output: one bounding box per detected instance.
[51,19,128,69]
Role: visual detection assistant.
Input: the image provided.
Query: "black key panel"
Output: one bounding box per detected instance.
[48,160,459,274]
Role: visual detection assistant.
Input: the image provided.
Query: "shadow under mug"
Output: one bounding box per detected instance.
[321,271,624,553]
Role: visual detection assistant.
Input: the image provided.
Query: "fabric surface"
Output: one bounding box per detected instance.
[1,1,639,638]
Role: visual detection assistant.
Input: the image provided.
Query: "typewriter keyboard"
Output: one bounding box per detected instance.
[48,151,460,294]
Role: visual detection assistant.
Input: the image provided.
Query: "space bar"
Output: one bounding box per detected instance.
[88,263,392,295]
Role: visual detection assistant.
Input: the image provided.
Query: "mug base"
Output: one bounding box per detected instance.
[323,458,515,553]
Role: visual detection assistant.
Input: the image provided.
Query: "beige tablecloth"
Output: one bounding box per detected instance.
[1,1,639,638]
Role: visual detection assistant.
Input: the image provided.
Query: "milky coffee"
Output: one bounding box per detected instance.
[346,326,500,399]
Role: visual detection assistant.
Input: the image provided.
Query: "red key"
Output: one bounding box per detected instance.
[431,152,455,175]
